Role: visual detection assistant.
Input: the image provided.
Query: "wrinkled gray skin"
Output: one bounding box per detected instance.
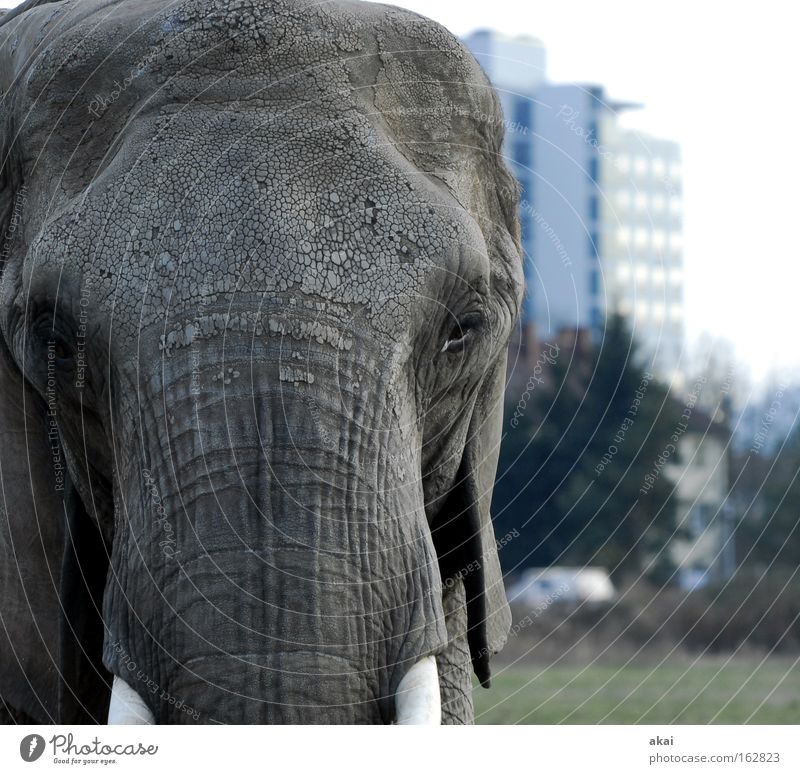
[0,0,522,724]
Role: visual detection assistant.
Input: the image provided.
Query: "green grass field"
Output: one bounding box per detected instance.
[474,659,800,724]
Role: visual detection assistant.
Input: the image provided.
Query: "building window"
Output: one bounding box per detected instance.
[588,157,599,184]
[588,194,599,221]
[512,139,532,170]
[512,97,532,130]
[588,231,600,258]
[589,269,600,296]
[690,504,712,535]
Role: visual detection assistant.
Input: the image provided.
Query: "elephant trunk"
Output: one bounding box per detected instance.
[102,340,448,723]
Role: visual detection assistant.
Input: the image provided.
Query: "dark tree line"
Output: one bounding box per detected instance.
[733,426,800,571]
[492,315,681,580]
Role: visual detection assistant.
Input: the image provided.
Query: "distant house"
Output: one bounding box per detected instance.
[665,407,733,588]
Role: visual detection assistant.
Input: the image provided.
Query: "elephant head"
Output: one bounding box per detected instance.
[0,0,522,724]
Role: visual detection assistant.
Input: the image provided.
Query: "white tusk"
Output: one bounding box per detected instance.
[394,656,441,725]
[107,676,155,725]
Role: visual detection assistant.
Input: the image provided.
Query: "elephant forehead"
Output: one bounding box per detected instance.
[16,0,490,131]
[13,0,503,333]
[27,100,487,337]
[14,0,498,193]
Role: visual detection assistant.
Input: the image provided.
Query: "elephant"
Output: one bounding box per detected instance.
[0,0,522,724]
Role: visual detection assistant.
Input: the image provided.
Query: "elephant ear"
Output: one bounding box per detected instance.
[0,2,110,724]
[432,355,512,687]
[0,340,65,722]
[0,332,110,725]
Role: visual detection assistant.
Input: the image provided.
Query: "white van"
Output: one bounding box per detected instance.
[506,567,616,608]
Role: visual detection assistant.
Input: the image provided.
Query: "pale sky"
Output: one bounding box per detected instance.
[382,0,799,385]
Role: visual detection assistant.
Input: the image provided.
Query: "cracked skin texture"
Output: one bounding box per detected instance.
[0,0,522,723]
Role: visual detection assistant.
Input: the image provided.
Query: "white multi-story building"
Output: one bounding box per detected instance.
[601,121,685,385]
[463,30,685,386]
[665,411,734,588]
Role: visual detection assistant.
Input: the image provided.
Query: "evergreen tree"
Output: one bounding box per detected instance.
[737,427,800,569]
[493,314,680,579]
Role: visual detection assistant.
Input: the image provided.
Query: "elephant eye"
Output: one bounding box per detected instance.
[50,336,74,364]
[32,318,75,367]
[441,312,483,354]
